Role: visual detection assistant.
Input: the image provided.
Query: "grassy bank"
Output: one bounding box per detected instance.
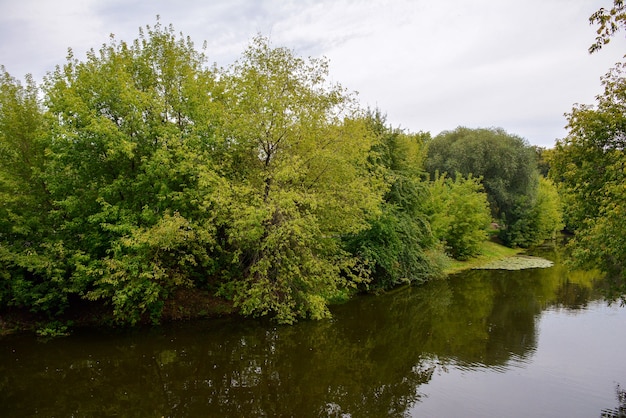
[444,240,523,275]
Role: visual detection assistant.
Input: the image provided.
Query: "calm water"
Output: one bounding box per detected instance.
[1,247,625,417]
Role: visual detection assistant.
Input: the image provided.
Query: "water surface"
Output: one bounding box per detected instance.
[1,247,625,417]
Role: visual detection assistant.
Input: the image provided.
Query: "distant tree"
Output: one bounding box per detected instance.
[532,145,551,177]
[533,177,564,241]
[502,177,564,248]
[425,127,543,247]
[424,173,491,260]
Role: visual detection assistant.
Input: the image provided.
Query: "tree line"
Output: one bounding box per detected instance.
[549,0,626,299]
[0,21,569,326]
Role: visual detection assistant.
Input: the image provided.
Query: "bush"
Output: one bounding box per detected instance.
[425,173,491,260]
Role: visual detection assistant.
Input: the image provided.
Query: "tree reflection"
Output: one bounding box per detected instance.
[0,247,608,417]
[601,384,626,418]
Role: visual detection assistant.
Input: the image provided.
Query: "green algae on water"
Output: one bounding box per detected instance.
[475,255,554,270]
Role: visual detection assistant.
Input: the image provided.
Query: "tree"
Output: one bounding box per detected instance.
[532,145,551,177]
[550,62,626,283]
[216,37,386,323]
[344,111,444,289]
[425,127,543,247]
[425,173,491,260]
[531,177,564,241]
[40,21,225,323]
[589,0,626,53]
[0,67,59,313]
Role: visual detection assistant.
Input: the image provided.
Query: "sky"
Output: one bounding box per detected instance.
[1,0,625,148]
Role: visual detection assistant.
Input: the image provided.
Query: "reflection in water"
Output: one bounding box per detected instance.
[601,384,626,418]
[0,246,622,417]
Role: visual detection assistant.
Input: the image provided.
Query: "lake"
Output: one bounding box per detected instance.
[1,245,625,417]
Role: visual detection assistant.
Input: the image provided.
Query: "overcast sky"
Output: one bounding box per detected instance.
[1,0,625,147]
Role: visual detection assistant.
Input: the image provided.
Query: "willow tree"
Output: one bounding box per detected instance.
[217,36,385,323]
[343,111,444,289]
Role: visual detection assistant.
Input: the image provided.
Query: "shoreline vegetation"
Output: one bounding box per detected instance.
[0,21,568,337]
[0,239,544,338]
[444,240,523,275]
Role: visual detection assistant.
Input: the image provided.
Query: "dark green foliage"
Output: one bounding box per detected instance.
[344,112,443,289]
[0,68,64,315]
[426,127,537,220]
[532,146,551,177]
[346,207,438,289]
[425,127,560,248]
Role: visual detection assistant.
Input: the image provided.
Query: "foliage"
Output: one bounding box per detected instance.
[213,37,386,323]
[0,67,62,314]
[3,21,531,327]
[35,320,71,338]
[532,145,551,177]
[425,173,491,260]
[589,0,626,53]
[343,112,444,290]
[532,177,564,240]
[425,126,552,247]
[493,177,563,248]
[0,22,226,323]
[550,62,626,283]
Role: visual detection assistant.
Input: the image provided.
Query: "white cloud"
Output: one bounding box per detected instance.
[1,0,625,147]
[0,0,104,76]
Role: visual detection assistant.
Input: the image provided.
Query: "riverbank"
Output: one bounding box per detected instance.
[0,289,237,338]
[443,240,523,274]
[0,240,525,337]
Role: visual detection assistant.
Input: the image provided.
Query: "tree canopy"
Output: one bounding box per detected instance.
[550,61,626,284]
[215,36,386,322]
[343,111,445,289]
[0,20,569,328]
[0,23,400,325]
[425,127,561,247]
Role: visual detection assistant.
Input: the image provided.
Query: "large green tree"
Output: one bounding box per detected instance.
[32,22,224,323]
[0,68,56,312]
[215,37,386,323]
[550,62,626,284]
[425,127,548,247]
